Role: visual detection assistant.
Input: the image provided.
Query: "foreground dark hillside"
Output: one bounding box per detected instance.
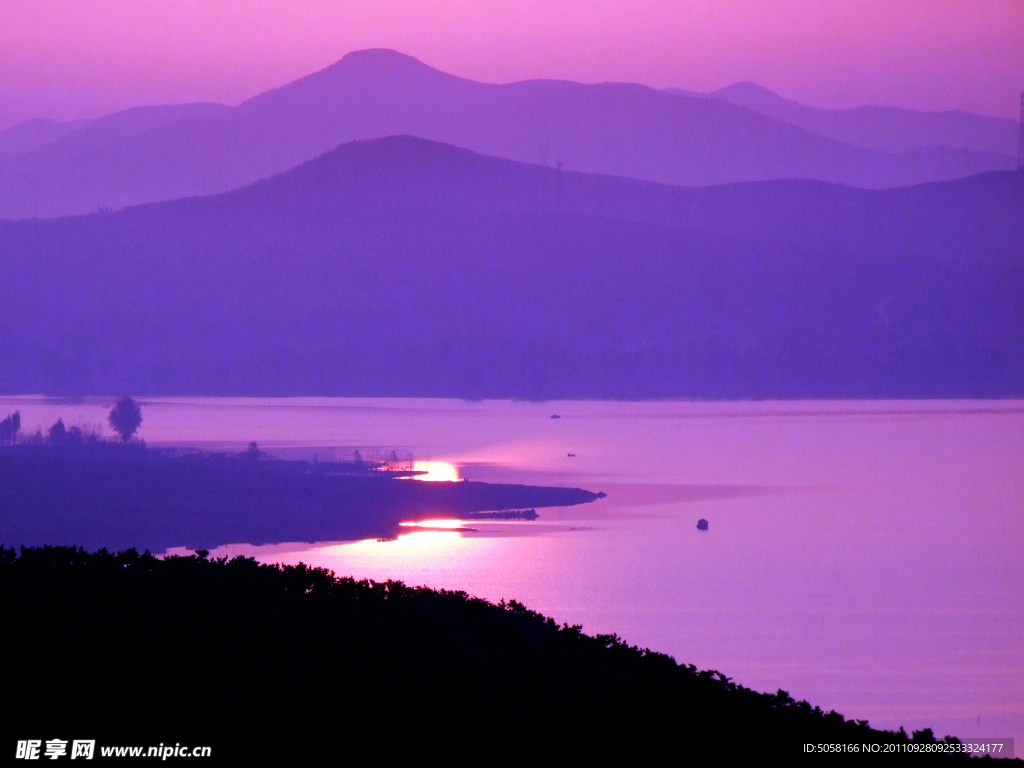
[4,547,974,763]
[1,137,1021,399]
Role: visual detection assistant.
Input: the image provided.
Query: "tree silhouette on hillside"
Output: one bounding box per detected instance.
[0,411,20,445]
[1,546,968,764]
[47,419,67,444]
[108,396,142,442]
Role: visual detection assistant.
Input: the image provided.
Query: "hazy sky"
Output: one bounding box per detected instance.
[2,0,1022,129]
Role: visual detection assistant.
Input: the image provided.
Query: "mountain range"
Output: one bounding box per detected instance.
[672,82,1017,156]
[0,49,1016,219]
[1,136,1020,399]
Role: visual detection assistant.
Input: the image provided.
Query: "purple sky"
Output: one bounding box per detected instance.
[2,0,1022,130]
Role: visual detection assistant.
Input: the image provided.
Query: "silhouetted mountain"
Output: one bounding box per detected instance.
[45,102,230,143]
[0,117,88,157]
[0,49,1014,218]
[686,82,1018,157]
[1,136,1021,399]
[0,102,233,218]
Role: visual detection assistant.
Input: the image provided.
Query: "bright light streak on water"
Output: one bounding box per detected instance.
[411,460,461,482]
[6,395,1022,747]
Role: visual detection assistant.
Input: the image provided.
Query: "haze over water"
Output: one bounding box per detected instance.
[9,395,1021,747]
[3,0,1021,758]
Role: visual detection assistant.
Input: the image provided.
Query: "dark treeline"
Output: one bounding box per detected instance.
[0,443,600,552]
[3,546,984,764]
[0,410,20,444]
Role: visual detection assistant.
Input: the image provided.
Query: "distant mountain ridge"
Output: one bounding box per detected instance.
[679,82,1018,156]
[0,136,1020,399]
[0,118,89,157]
[0,49,1014,218]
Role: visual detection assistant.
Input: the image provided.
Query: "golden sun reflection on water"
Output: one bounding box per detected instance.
[399,519,465,529]
[411,460,461,482]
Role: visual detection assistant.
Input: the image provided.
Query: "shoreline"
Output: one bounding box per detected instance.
[0,444,603,553]
[3,545,983,763]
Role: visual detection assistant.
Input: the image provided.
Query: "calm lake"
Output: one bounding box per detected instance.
[6,396,1022,748]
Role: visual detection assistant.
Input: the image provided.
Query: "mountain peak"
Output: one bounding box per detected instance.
[712,81,782,101]
[333,48,430,72]
[241,48,444,110]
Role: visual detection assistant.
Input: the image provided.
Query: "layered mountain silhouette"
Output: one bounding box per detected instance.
[0,118,88,157]
[0,49,1015,218]
[1,136,1020,399]
[687,82,1018,156]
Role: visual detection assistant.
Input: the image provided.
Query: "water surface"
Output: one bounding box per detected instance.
[6,395,1021,747]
